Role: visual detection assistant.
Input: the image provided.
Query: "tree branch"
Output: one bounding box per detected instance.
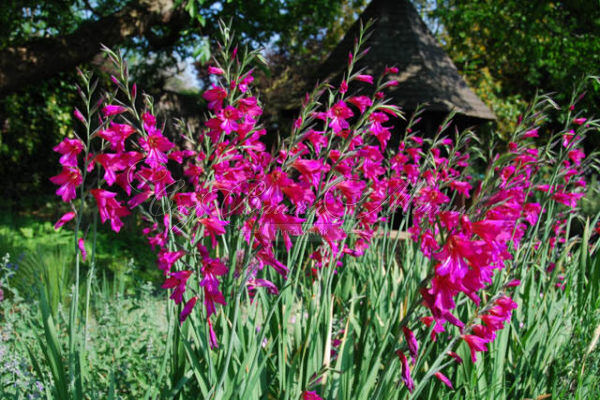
[0,0,189,96]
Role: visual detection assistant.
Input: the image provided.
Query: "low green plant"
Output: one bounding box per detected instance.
[1,257,168,399]
[0,212,158,296]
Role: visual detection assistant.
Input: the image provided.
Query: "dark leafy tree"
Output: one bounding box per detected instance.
[431,0,600,130]
[0,0,361,208]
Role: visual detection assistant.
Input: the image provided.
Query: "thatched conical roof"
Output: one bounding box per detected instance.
[317,0,495,121]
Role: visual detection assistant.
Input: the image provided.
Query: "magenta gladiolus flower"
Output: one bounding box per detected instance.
[495,295,518,313]
[258,208,305,251]
[552,191,584,207]
[419,231,439,256]
[128,190,151,209]
[73,108,86,124]
[282,182,315,213]
[255,248,290,278]
[237,73,254,93]
[355,74,374,84]
[406,147,421,163]
[157,250,185,275]
[339,80,348,93]
[480,313,507,331]
[573,117,587,125]
[200,254,228,278]
[98,123,135,153]
[53,138,84,167]
[247,278,279,296]
[447,351,463,364]
[336,179,366,204]
[260,168,290,206]
[50,167,82,202]
[396,351,414,393]
[180,296,197,324]
[347,96,372,113]
[523,128,539,138]
[90,189,130,232]
[202,279,226,317]
[94,153,131,186]
[462,334,488,363]
[102,105,127,116]
[506,279,521,288]
[205,118,223,141]
[137,165,175,199]
[162,270,193,304]
[78,238,87,261]
[568,148,585,166]
[302,391,323,400]
[141,112,156,130]
[219,106,241,134]
[54,211,76,230]
[409,136,424,146]
[304,130,328,154]
[293,117,303,131]
[169,150,196,164]
[368,112,391,148]
[203,86,228,111]
[139,130,174,167]
[326,101,353,134]
[434,371,453,389]
[293,158,330,189]
[208,66,224,75]
[471,219,514,243]
[237,96,263,117]
[523,203,541,225]
[199,217,229,248]
[402,326,419,362]
[439,211,460,230]
[208,318,219,348]
[562,130,575,147]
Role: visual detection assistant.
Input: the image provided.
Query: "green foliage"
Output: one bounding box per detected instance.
[432,0,600,131]
[79,281,168,398]
[0,79,76,208]
[0,268,167,399]
[182,0,365,54]
[0,275,46,399]
[2,221,598,398]
[0,213,158,296]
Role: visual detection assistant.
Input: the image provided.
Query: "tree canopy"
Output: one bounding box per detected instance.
[0,0,365,207]
[432,0,600,128]
[0,0,367,94]
[0,0,598,208]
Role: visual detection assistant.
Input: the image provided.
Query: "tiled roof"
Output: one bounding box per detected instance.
[316,0,495,120]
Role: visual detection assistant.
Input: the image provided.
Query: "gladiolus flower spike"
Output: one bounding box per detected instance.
[49,25,592,394]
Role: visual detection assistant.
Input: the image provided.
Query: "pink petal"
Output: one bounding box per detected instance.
[78,238,87,262]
